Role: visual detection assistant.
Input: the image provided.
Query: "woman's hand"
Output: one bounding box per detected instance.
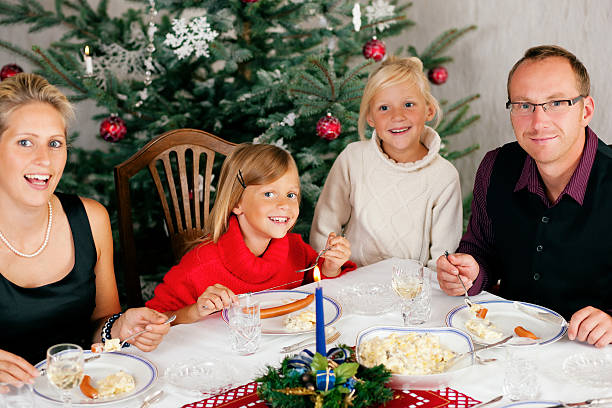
[0,349,39,386]
[113,308,171,352]
[321,232,351,277]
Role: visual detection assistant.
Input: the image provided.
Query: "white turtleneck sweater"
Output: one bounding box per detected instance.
[310,126,462,270]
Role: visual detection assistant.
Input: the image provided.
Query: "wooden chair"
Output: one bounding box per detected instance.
[114,129,236,307]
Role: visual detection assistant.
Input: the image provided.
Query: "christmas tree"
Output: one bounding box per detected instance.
[0,0,479,296]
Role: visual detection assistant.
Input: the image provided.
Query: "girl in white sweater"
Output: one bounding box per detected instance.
[310,56,462,270]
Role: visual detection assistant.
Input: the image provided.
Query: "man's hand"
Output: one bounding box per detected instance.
[436,252,480,296]
[117,308,172,352]
[0,349,39,386]
[321,232,351,277]
[568,306,612,348]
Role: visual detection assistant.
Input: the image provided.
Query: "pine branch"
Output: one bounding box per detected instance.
[32,45,87,93]
[0,40,44,67]
[361,15,407,31]
[338,60,372,93]
[445,94,481,114]
[309,59,335,100]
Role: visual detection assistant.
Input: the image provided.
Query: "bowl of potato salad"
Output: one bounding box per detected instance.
[356,326,475,390]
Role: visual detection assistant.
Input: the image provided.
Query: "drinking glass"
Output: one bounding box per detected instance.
[0,383,34,408]
[502,355,540,400]
[392,260,431,325]
[46,343,84,408]
[227,296,261,355]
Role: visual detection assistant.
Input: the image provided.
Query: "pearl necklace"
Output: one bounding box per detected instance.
[0,201,52,258]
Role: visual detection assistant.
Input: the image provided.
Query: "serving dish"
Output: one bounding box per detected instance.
[355,326,474,390]
[163,357,240,396]
[337,282,398,315]
[562,351,612,388]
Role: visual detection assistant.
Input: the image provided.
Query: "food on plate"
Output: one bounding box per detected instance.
[284,311,316,331]
[103,338,122,352]
[80,375,99,399]
[97,371,136,398]
[465,318,503,341]
[358,332,456,375]
[260,294,314,319]
[514,326,540,340]
[468,303,488,319]
[91,343,104,353]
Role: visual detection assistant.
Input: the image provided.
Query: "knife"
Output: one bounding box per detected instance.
[513,301,566,326]
[546,397,612,408]
[471,395,503,408]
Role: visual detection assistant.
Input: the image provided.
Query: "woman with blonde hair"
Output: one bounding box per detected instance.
[147,143,355,324]
[0,73,170,384]
[310,56,462,270]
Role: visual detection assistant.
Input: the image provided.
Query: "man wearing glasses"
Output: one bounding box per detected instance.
[437,45,612,347]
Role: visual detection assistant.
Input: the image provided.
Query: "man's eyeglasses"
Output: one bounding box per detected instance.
[506,95,584,116]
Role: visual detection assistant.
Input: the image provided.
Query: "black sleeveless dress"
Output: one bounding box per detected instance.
[0,193,97,364]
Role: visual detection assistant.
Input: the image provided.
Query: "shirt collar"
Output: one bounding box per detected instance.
[514,126,597,206]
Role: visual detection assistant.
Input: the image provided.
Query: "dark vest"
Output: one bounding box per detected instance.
[487,140,612,319]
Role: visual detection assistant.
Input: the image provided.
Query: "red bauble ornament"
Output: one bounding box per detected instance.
[316,113,342,141]
[428,66,448,85]
[99,115,127,143]
[362,37,386,62]
[0,63,24,81]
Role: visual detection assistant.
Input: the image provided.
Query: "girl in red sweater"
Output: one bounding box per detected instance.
[147,143,354,324]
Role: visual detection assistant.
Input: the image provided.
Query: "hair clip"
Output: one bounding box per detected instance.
[237,169,247,189]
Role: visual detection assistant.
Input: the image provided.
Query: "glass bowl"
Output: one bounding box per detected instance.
[562,351,612,388]
[355,326,475,390]
[337,282,398,315]
[163,358,239,396]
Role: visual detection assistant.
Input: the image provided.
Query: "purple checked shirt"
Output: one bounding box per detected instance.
[460,127,598,295]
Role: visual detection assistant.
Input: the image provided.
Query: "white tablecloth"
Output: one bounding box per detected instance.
[36,258,612,407]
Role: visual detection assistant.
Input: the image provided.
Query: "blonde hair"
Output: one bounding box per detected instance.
[202,143,299,245]
[358,56,442,140]
[0,73,74,136]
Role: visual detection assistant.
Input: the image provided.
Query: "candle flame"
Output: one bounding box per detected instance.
[84,45,91,56]
[313,265,321,282]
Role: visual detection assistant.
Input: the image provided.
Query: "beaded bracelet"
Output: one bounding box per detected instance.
[101,312,122,344]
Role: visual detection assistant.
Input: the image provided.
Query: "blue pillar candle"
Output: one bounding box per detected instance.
[314,266,326,355]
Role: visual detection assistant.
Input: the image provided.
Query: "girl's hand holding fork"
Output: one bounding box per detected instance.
[321,232,351,278]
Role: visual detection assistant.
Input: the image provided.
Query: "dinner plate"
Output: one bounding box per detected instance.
[445,300,567,345]
[163,357,240,396]
[497,402,559,408]
[221,289,342,335]
[562,351,612,388]
[337,282,398,315]
[34,351,157,406]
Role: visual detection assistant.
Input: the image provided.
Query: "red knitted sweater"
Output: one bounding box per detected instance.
[146,216,356,312]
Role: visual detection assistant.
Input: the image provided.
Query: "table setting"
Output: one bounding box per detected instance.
[20,258,612,408]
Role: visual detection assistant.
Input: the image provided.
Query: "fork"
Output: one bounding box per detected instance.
[296,246,332,273]
[445,251,476,308]
[445,335,513,370]
[119,314,176,347]
[281,328,341,353]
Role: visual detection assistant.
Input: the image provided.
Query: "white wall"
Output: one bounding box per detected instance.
[394,0,612,195]
[2,0,611,193]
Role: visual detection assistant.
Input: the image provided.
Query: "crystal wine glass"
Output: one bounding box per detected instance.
[392,260,427,325]
[46,343,84,408]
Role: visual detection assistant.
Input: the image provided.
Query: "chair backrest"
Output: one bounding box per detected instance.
[114,128,236,307]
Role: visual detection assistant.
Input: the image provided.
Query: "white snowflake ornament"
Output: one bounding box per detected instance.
[164,16,219,60]
[365,0,395,32]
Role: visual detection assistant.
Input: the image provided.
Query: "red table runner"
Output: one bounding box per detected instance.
[181,382,481,408]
